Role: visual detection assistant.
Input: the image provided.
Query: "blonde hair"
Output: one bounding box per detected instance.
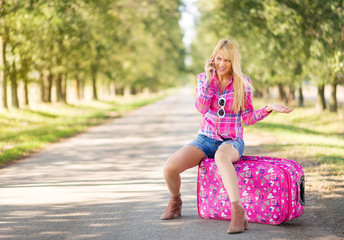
[210,39,253,113]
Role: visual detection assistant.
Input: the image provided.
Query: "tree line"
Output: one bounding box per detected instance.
[1,0,343,112]
[190,0,344,112]
[0,0,186,109]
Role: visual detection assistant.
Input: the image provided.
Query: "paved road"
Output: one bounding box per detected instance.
[0,87,342,240]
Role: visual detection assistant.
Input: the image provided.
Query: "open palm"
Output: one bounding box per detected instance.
[266,103,293,113]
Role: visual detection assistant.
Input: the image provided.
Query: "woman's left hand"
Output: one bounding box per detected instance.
[266,103,294,113]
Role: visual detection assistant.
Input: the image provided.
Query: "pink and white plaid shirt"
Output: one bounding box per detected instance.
[195,71,270,141]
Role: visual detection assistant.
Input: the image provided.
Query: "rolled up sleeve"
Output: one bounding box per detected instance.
[242,88,271,125]
[195,73,215,115]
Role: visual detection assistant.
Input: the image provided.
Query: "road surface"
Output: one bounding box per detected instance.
[0,86,343,240]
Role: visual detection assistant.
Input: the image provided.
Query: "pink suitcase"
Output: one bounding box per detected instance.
[197,156,305,225]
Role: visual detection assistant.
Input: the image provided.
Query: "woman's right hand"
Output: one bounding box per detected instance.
[204,59,215,82]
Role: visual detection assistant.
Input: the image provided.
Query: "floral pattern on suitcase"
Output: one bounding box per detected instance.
[197,156,304,225]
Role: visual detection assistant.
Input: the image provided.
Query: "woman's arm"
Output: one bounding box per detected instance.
[195,59,216,114]
[242,89,294,125]
[195,73,215,114]
[241,89,271,126]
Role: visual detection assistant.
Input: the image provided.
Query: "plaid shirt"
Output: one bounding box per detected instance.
[195,72,270,141]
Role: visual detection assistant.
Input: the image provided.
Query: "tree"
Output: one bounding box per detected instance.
[191,0,343,112]
[0,0,186,108]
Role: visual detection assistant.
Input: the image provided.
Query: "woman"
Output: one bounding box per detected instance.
[160,39,293,234]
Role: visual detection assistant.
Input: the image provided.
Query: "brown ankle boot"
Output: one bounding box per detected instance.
[160,194,182,220]
[227,201,249,234]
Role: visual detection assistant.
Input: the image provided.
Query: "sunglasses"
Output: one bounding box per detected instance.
[217,97,226,118]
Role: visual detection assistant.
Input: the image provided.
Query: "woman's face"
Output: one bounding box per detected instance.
[214,51,232,78]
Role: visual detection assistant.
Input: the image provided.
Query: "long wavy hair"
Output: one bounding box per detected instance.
[210,39,253,113]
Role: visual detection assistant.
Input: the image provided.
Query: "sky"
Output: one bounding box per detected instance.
[179,0,200,55]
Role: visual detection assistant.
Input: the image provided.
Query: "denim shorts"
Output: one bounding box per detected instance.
[188,134,245,159]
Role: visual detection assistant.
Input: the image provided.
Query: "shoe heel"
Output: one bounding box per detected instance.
[177,207,182,217]
[160,194,182,220]
[244,220,249,230]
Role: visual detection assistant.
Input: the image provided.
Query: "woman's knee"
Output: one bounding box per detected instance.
[164,145,204,176]
[163,164,176,177]
[163,154,182,176]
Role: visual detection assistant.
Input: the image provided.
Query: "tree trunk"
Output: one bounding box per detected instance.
[9,45,19,108]
[131,86,137,95]
[277,83,286,102]
[91,63,98,100]
[316,84,326,112]
[24,78,29,106]
[20,57,30,106]
[10,60,19,108]
[0,26,8,109]
[115,85,124,95]
[55,55,63,102]
[62,73,67,103]
[92,69,98,100]
[56,35,64,102]
[329,82,337,112]
[74,73,82,101]
[298,87,304,107]
[39,72,46,102]
[56,72,63,102]
[286,84,295,105]
[262,87,269,100]
[47,70,53,103]
[254,89,262,98]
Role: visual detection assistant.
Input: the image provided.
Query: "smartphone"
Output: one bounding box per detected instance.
[210,59,214,68]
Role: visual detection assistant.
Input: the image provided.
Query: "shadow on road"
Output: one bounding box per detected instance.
[0,87,343,240]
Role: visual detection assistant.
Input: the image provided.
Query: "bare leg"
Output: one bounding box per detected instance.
[214,143,240,202]
[163,145,206,197]
[214,143,248,234]
[161,145,206,220]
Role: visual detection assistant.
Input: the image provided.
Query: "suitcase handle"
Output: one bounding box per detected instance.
[299,176,305,206]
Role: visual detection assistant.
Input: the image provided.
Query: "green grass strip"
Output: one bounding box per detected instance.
[0,93,168,167]
[245,99,344,175]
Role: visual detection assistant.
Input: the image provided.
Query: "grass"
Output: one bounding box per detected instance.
[0,91,170,167]
[1,90,343,196]
[245,99,344,197]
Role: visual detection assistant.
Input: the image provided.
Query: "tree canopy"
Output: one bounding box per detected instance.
[190,0,343,111]
[0,0,186,108]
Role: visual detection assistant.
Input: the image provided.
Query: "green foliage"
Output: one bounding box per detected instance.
[190,0,344,91]
[0,0,186,107]
[245,98,344,173]
[0,92,168,166]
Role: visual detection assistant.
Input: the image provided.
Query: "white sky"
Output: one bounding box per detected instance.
[179,0,199,51]
[179,0,199,66]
